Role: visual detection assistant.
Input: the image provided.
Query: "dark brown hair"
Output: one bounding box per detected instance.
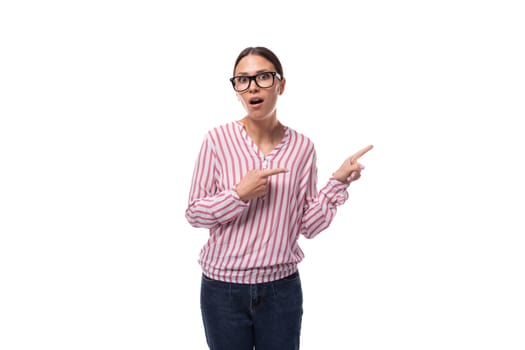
[233,47,284,78]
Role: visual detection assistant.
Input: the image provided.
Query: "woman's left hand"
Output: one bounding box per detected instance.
[332,144,374,184]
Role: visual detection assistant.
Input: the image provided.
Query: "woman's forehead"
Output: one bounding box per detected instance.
[235,55,275,75]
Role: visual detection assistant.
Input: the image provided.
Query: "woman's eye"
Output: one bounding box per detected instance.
[237,76,249,84]
[258,73,271,81]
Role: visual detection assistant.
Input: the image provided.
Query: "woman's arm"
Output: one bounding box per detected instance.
[300,156,350,239]
[185,136,248,228]
[300,145,373,238]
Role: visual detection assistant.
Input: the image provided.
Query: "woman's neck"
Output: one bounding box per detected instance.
[240,116,284,155]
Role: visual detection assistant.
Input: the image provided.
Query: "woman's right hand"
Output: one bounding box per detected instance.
[235,168,287,201]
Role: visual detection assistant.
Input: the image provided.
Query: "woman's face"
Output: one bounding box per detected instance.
[234,54,285,121]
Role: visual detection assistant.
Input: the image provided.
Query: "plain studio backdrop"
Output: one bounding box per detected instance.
[1,1,524,349]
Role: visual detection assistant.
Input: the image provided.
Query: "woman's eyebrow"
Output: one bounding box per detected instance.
[235,69,272,76]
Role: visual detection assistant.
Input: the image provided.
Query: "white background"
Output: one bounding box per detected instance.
[1,0,524,349]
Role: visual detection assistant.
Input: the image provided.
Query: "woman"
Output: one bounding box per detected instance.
[185,46,373,350]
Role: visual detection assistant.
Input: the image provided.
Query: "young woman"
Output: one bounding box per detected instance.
[185,46,373,350]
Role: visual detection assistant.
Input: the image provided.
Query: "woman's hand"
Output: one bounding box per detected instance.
[332,145,374,184]
[235,168,288,201]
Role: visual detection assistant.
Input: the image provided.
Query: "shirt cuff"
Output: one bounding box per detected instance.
[229,189,249,205]
[321,179,350,206]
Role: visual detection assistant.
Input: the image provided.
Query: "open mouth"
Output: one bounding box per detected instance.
[249,97,264,105]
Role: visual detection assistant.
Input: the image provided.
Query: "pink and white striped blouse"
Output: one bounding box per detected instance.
[185,121,350,284]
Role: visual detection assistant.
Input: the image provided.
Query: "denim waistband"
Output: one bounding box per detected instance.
[202,270,299,287]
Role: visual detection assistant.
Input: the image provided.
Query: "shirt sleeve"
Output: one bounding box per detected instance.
[300,151,350,239]
[185,135,249,229]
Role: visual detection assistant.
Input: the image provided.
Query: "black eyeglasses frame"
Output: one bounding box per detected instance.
[229,71,282,92]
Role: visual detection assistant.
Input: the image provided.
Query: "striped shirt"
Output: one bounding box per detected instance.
[185,121,350,284]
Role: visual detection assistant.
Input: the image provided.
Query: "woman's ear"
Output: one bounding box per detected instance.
[278,78,286,95]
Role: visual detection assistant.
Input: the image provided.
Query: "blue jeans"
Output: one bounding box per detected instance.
[200,271,303,350]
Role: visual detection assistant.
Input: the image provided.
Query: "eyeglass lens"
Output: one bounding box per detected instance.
[232,72,276,91]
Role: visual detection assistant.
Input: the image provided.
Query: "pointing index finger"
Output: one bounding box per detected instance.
[351,144,374,162]
[261,168,288,177]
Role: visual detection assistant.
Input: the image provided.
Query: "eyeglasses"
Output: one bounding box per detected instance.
[229,71,281,92]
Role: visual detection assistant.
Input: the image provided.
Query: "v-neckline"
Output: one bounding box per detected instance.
[235,120,289,159]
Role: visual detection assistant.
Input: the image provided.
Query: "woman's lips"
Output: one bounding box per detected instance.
[249,97,264,106]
